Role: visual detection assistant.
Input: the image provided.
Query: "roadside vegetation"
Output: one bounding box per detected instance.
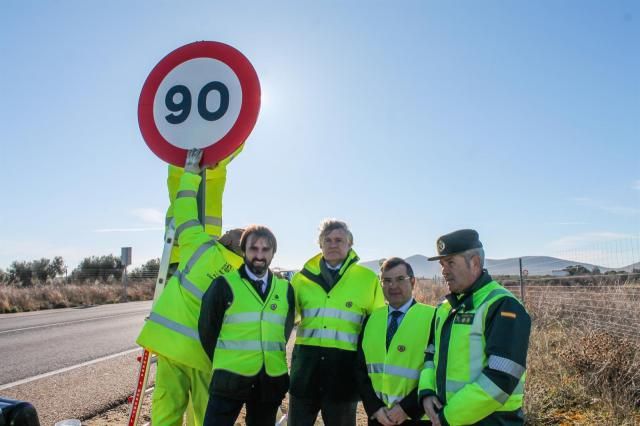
[0,254,158,313]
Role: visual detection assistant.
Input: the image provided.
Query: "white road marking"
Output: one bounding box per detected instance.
[0,311,148,335]
[0,348,141,390]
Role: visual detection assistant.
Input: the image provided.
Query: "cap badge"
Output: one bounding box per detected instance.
[438,239,446,252]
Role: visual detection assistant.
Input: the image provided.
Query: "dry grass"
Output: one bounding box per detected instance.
[414,278,449,305]
[414,277,640,425]
[0,280,154,313]
[524,280,640,425]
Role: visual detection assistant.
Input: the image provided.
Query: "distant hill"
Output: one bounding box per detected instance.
[361,255,637,277]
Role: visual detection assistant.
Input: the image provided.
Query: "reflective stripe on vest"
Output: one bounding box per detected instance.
[216,340,286,351]
[375,391,403,406]
[185,240,217,273]
[367,363,420,380]
[147,312,199,340]
[176,189,197,199]
[297,328,359,345]
[223,312,286,326]
[302,308,364,324]
[176,219,200,240]
[173,270,204,300]
[204,216,222,227]
[488,355,526,379]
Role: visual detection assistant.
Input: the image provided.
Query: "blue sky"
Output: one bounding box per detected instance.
[1,1,638,271]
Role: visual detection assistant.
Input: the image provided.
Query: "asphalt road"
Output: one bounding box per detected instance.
[0,301,153,425]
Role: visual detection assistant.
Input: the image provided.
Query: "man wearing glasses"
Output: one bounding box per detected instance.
[356,257,436,425]
[289,219,385,425]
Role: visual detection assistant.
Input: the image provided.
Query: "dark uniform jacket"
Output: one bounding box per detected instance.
[421,270,531,426]
[198,265,295,402]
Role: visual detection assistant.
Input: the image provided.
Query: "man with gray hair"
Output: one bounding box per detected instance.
[289,219,385,425]
[418,229,531,426]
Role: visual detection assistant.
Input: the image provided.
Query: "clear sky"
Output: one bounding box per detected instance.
[1,1,638,271]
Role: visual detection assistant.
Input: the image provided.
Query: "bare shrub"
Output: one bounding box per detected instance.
[414,278,448,305]
[559,330,640,410]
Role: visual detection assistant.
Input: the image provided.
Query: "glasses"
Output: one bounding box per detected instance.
[381,275,413,286]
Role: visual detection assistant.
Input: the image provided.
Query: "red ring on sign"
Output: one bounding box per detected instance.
[138,41,260,166]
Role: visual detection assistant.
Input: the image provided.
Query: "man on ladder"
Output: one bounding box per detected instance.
[136,148,243,426]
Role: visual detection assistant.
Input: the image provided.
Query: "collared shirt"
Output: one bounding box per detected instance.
[387,297,414,328]
[325,261,342,271]
[245,264,267,294]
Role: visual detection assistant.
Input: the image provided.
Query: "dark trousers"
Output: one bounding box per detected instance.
[288,395,357,426]
[203,394,280,426]
[369,419,431,426]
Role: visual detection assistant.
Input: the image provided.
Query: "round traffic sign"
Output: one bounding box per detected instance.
[138,41,260,166]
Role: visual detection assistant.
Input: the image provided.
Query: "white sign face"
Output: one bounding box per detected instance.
[139,41,260,166]
[152,58,242,149]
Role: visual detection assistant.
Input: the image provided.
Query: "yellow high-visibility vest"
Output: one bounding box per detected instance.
[213,270,290,377]
[362,302,435,415]
[292,250,384,351]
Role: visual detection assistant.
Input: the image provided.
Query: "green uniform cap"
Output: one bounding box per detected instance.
[428,229,483,261]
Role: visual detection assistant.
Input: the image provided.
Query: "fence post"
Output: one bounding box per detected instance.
[518,257,525,303]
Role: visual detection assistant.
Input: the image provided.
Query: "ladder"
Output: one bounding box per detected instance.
[127,219,176,426]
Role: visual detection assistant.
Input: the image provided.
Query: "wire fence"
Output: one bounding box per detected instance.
[423,237,640,341]
[502,276,640,340]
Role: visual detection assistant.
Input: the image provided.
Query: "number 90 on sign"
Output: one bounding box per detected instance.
[165,81,229,124]
[153,57,242,150]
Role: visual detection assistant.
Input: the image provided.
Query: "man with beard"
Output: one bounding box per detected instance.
[418,229,531,426]
[289,219,385,425]
[199,226,295,426]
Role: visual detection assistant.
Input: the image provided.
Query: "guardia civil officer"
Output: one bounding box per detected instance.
[419,230,531,426]
[356,257,435,425]
[199,225,295,426]
[289,219,385,425]
[136,149,243,425]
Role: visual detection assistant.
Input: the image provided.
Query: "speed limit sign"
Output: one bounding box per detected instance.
[138,41,260,166]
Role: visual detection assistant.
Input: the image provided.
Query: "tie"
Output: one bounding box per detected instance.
[386,311,403,349]
[250,279,265,296]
